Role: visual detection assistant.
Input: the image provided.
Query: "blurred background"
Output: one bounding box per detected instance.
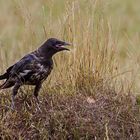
[0,0,140,94]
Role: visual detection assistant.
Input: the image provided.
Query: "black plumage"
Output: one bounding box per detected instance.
[0,38,70,108]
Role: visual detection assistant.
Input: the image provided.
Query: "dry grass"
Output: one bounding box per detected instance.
[0,0,140,139]
[0,83,140,139]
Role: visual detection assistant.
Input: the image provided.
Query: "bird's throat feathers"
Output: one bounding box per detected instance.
[38,44,57,59]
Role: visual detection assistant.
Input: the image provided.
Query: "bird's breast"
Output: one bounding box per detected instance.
[29,64,53,84]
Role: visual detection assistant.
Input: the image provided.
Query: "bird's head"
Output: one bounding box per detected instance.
[46,38,70,52]
[39,38,71,58]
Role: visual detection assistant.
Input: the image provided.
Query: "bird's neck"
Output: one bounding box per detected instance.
[37,46,56,59]
[33,49,53,65]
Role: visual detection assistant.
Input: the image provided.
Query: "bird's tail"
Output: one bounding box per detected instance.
[0,80,14,89]
[0,73,8,80]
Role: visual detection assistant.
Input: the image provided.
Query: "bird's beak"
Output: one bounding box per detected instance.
[57,41,71,51]
[64,42,71,46]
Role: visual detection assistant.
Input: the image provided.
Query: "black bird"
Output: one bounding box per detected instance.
[0,38,70,108]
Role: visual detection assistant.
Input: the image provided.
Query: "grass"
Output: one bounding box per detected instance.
[0,0,140,139]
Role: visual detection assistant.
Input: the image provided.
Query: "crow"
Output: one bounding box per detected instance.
[0,38,70,109]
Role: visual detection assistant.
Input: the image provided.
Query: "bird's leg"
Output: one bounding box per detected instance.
[11,83,21,110]
[34,83,42,112]
[34,83,42,103]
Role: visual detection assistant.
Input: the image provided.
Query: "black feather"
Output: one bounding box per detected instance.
[0,38,70,108]
[0,73,8,80]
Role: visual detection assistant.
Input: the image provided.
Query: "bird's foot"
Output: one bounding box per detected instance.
[11,95,16,111]
[10,103,15,111]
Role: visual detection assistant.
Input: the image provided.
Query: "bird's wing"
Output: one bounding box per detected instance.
[0,54,37,89]
[0,54,34,80]
[0,64,14,80]
[0,53,53,89]
[9,54,52,81]
[7,54,36,78]
[0,54,36,89]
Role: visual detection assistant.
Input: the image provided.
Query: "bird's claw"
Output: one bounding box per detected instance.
[10,103,15,111]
